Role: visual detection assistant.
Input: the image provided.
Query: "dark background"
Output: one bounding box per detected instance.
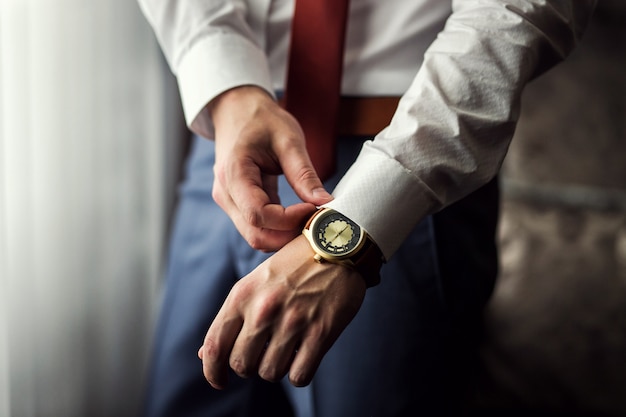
[471,1,626,415]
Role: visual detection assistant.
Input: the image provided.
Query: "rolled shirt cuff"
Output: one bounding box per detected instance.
[324,142,441,261]
[176,33,275,139]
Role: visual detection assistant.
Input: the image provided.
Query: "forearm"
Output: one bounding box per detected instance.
[326,0,597,260]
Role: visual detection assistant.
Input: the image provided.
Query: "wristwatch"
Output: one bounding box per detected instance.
[302,208,385,287]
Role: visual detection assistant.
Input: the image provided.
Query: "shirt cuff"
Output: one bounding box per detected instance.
[176,32,275,139]
[324,142,442,261]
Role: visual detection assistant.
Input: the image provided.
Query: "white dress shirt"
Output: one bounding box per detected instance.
[138,0,596,260]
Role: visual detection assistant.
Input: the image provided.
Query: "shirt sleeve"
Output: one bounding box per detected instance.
[324,0,597,260]
[136,0,274,139]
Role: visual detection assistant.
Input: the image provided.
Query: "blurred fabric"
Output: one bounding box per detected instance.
[0,0,185,416]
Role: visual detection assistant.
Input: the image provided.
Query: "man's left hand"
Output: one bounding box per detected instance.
[198,235,366,389]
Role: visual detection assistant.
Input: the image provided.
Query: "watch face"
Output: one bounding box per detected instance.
[312,210,363,257]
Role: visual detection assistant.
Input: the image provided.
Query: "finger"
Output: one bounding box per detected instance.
[227,161,315,231]
[287,327,327,387]
[250,202,317,231]
[258,338,300,383]
[224,157,274,226]
[213,173,315,251]
[213,176,300,251]
[278,143,333,206]
[257,311,305,382]
[228,323,273,380]
[200,304,244,390]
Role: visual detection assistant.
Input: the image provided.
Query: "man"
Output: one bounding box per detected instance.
[138,1,596,416]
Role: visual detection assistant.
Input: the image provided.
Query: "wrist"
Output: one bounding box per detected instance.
[209,85,275,121]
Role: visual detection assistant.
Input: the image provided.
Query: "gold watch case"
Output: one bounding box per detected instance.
[303,208,366,262]
[303,208,384,288]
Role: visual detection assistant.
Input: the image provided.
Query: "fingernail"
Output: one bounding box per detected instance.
[312,187,332,201]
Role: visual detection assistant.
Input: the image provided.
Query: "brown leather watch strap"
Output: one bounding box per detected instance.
[349,235,384,287]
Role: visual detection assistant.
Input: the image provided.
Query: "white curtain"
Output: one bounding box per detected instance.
[0,0,185,416]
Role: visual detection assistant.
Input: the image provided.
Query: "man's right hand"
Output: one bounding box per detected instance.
[209,85,333,252]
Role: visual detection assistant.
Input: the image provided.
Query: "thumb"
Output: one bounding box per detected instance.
[281,148,333,206]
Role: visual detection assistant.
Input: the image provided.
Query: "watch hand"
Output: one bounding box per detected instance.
[331,225,349,243]
[325,223,346,243]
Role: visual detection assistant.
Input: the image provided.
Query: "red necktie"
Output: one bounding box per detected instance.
[284,0,350,181]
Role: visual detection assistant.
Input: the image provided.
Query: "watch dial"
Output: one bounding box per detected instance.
[313,211,362,256]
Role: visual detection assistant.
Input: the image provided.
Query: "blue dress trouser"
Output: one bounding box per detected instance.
[142,135,499,417]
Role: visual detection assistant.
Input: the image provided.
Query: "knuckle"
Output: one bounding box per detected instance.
[258,365,284,383]
[203,338,224,362]
[246,233,264,251]
[253,298,279,327]
[229,356,252,378]
[279,130,302,147]
[229,279,252,305]
[242,207,262,228]
[211,185,224,207]
[212,163,228,190]
[295,165,319,183]
[282,309,307,335]
[289,369,312,387]
[305,322,328,343]
[237,227,266,252]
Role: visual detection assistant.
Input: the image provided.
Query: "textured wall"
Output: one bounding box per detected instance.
[473,1,626,415]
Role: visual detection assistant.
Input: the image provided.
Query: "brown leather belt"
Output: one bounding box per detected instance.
[279,96,401,137]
